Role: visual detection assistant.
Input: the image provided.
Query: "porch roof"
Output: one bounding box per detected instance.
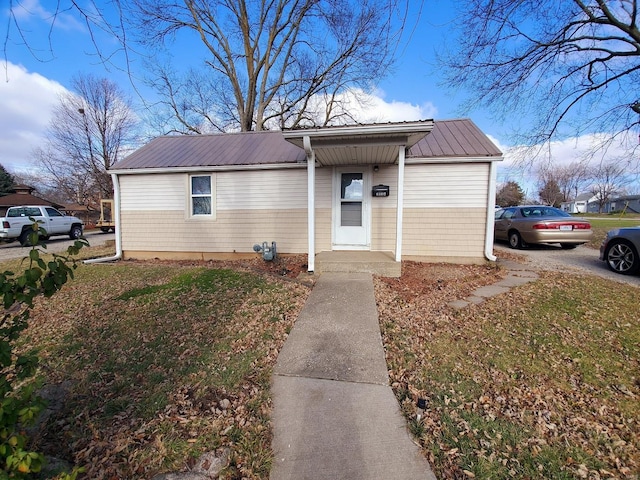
[282,120,434,166]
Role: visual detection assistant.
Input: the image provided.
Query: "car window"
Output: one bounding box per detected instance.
[542,207,570,217]
[502,208,517,220]
[521,207,541,217]
[45,207,62,217]
[494,209,505,220]
[26,207,42,217]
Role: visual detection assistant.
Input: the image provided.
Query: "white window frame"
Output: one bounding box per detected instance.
[188,174,216,219]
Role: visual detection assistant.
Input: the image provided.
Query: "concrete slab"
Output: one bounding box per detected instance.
[496,274,538,288]
[271,272,436,479]
[270,376,436,480]
[315,251,401,277]
[448,299,469,309]
[472,284,510,298]
[274,273,389,385]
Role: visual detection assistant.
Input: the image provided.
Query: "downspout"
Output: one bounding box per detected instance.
[395,146,405,262]
[484,160,498,262]
[84,172,123,264]
[303,136,315,273]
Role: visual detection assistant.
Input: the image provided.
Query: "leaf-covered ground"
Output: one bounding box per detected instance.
[375,262,639,480]
[13,246,640,479]
[20,254,311,479]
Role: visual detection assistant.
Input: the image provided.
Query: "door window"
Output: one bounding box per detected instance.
[340,173,363,227]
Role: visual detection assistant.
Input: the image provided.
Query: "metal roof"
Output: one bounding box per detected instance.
[408,119,502,158]
[111,130,306,170]
[111,119,501,172]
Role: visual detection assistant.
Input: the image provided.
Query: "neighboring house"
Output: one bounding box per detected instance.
[561,192,596,213]
[0,184,63,217]
[109,119,503,273]
[603,195,640,214]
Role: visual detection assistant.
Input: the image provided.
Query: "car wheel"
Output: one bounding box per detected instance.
[69,225,83,240]
[508,230,524,249]
[560,243,578,250]
[605,240,639,275]
[19,229,34,247]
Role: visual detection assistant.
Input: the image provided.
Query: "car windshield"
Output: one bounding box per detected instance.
[520,206,570,218]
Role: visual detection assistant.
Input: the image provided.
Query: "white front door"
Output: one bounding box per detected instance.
[333,168,370,249]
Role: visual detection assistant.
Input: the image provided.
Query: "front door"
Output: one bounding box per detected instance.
[333,169,370,249]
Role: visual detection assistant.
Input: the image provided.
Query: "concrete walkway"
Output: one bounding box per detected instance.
[270,273,436,480]
[448,260,539,310]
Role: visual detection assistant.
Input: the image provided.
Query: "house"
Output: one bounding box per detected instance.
[0,184,63,217]
[603,194,640,214]
[561,192,596,214]
[108,119,503,275]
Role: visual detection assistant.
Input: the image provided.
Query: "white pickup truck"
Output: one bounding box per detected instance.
[0,206,84,246]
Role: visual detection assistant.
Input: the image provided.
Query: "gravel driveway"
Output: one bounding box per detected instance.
[0,230,115,261]
[493,241,640,287]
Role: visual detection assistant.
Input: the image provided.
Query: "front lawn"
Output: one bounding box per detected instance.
[376,264,639,479]
[8,244,639,479]
[13,248,311,479]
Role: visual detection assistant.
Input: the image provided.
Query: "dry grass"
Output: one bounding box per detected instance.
[8,241,640,479]
[376,263,639,479]
[13,249,311,479]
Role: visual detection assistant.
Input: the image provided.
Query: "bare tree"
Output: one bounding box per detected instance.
[132,0,412,132]
[34,74,139,207]
[589,160,635,212]
[442,0,640,149]
[536,161,590,205]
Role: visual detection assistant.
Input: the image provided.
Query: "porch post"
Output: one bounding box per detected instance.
[303,136,316,273]
[395,145,405,262]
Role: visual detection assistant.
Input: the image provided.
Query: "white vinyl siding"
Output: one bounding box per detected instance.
[119,168,309,255]
[117,161,492,262]
[404,163,489,208]
[120,174,185,211]
[401,163,490,258]
[217,169,307,210]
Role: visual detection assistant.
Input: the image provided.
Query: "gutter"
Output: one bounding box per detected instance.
[484,160,499,262]
[84,173,123,264]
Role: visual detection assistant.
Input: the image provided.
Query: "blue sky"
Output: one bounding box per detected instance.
[1,0,633,198]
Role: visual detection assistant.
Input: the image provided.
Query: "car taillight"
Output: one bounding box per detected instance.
[2,221,9,228]
[532,222,591,230]
[573,223,591,230]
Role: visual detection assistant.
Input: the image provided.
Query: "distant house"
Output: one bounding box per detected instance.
[561,193,596,213]
[607,195,640,214]
[109,119,503,273]
[0,185,63,217]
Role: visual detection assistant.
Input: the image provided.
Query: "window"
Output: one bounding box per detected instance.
[8,207,43,217]
[190,175,213,216]
[45,207,63,217]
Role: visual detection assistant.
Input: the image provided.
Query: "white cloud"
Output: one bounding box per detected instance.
[343,88,438,123]
[10,0,84,31]
[0,62,68,172]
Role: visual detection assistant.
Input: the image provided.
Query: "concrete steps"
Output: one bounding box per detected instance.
[314,251,401,277]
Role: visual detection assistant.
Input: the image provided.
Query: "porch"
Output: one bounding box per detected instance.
[314,251,401,278]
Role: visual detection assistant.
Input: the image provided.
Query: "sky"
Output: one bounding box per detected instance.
[0,0,635,199]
